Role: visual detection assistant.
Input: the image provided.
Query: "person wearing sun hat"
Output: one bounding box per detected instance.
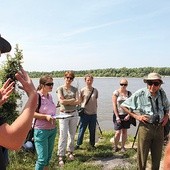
[0,35,38,169]
[0,35,12,55]
[0,34,12,168]
[143,72,163,84]
[121,72,169,170]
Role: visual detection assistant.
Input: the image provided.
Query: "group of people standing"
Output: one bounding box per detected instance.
[0,35,98,170]
[112,73,170,170]
[1,35,170,170]
[33,71,98,169]
[35,71,170,170]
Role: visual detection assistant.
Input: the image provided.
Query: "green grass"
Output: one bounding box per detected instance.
[7,130,138,170]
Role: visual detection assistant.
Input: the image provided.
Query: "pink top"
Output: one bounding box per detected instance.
[34,92,56,130]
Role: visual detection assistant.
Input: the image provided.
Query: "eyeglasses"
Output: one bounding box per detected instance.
[45,82,54,86]
[120,84,128,86]
[66,77,73,80]
[147,81,160,86]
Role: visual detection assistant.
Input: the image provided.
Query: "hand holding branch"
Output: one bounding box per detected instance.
[0,78,15,106]
[15,67,36,96]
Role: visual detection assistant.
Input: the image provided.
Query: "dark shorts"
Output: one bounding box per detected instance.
[113,114,130,130]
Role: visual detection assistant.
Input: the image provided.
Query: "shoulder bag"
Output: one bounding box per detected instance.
[113,90,136,126]
[22,93,41,152]
[78,88,94,116]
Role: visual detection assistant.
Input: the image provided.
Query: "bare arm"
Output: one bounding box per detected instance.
[162,112,169,126]
[60,98,76,105]
[58,90,80,106]
[112,94,120,120]
[121,106,149,123]
[34,112,55,122]
[164,141,170,170]
[0,68,37,150]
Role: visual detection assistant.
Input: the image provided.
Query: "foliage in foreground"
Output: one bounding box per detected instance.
[7,130,137,170]
[0,45,23,123]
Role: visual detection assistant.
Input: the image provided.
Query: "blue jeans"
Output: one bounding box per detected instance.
[34,128,57,170]
[77,114,97,146]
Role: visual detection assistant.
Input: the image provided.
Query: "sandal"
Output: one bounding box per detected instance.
[67,152,74,161]
[58,157,64,167]
[113,146,119,152]
[121,147,126,152]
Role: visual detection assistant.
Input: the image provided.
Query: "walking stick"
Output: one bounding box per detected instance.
[96,119,103,136]
[132,123,139,149]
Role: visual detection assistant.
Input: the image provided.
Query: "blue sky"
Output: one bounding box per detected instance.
[0,0,170,72]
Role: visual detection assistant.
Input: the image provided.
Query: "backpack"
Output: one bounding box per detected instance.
[0,117,7,169]
[113,90,136,126]
[159,89,170,139]
[22,93,41,152]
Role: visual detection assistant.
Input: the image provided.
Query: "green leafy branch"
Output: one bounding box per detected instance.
[0,45,24,123]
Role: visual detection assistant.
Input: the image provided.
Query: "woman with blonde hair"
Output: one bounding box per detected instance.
[112,78,132,152]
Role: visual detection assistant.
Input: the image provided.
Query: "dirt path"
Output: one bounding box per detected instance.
[91,142,164,170]
[92,153,164,170]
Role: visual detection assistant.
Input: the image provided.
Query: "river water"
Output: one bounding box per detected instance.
[21,77,170,136]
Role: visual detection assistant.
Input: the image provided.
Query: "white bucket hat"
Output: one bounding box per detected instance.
[143,72,163,84]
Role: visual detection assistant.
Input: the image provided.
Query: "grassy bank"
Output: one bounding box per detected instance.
[6,130,139,170]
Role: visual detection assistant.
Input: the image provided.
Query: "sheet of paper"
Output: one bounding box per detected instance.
[52,114,74,119]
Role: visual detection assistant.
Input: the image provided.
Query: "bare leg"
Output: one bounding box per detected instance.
[114,130,121,151]
[121,129,127,150]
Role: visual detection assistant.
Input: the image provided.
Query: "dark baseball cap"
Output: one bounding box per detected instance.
[0,35,12,54]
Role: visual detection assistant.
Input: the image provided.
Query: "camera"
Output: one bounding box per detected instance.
[150,114,160,125]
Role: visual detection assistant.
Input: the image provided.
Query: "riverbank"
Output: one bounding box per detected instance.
[8,130,166,169]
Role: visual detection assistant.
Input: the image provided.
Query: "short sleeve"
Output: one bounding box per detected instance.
[113,90,119,97]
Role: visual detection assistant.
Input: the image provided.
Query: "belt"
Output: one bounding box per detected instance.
[144,121,162,126]
[60,110,76,113]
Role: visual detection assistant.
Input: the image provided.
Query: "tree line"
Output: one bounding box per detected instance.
[28,67,170,78]
[0,45,170,123]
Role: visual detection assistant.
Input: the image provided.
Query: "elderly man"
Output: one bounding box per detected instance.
[121,73,169,170]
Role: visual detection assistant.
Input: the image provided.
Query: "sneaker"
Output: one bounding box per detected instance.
[58,157,64,167]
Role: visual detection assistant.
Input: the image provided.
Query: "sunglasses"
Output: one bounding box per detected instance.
[66,77,73,80]
[45,82,54,86]
[120,84,128,86]
[147,81,160,86]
